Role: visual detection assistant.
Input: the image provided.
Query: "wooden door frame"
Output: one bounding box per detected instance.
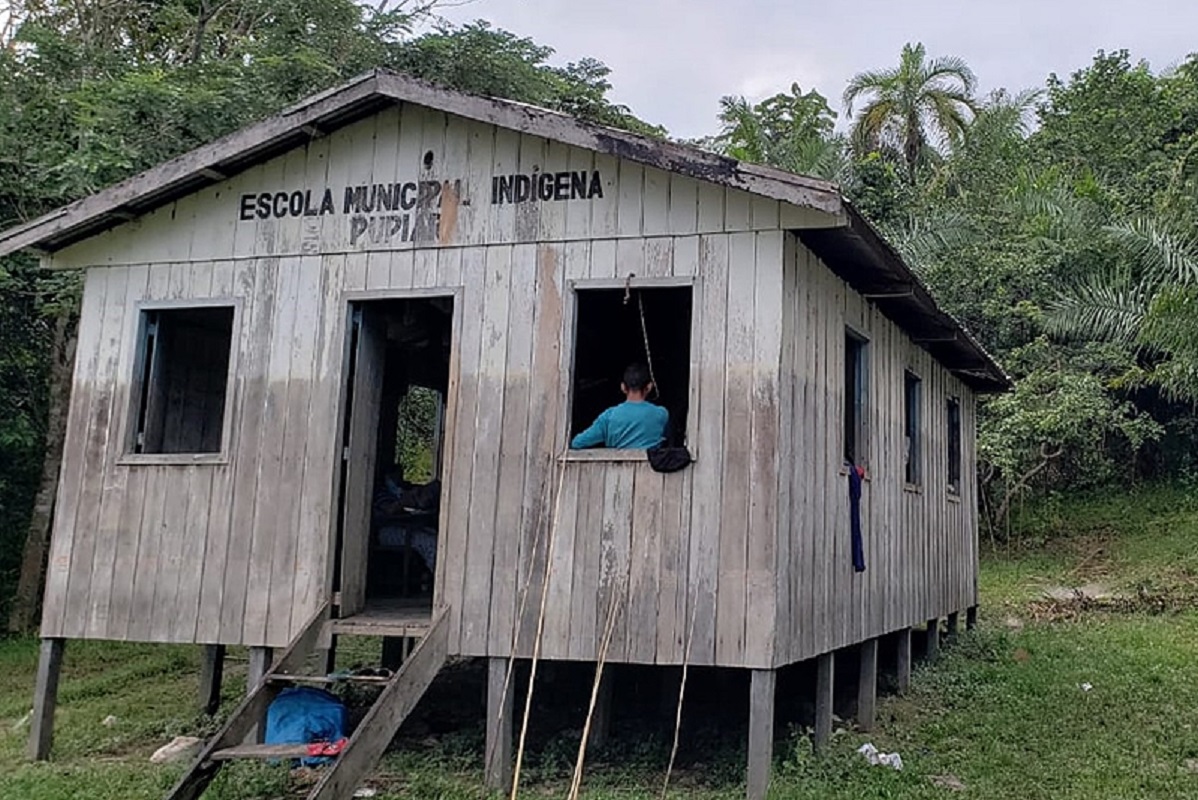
[327,288,463,615]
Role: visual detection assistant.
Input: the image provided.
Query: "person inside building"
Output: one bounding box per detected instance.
[373,465,439,576]
[570,362,669,449]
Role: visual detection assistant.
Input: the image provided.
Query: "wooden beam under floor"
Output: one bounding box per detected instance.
[198,645,226,716]
[29,638,65,761]
[747,668,776,800]
[590,666,614,750]
[813,652,834,752]
[895,628,912,695]
[857,638,878,732]
[485,657,513,792]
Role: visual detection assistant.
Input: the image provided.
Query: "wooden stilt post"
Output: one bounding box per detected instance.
[381,637,404,671]
[946,612,960,639]
[925,619,940,660]
[485,658,513,792]
[246,646,274,691]
[590,666,614,750]
[747,669,776,800]
[321,634,338,675]
[246,646,274,745]
[896,628,912,695]
[813,652,834,752]
[29,638,65,761]
[198,645,226,716]
[966,605,978,630]
[659,667,680,721]
[857,638,878,732]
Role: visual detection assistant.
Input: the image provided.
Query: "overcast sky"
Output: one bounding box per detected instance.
[433,0,1198,139]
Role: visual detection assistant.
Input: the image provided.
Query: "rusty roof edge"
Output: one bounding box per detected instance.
[372,70,844,215]
[839,200,1012,391]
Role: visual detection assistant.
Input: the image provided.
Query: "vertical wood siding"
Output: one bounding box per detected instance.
[42,104,978,665]
[775,237,979,666]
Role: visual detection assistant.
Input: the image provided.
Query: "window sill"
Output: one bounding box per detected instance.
[118,453,229,467]
[560,449,648,463]
[903,483,922,494]
[947,490,962,503]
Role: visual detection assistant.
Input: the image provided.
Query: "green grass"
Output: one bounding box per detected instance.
[4,484,1198,798]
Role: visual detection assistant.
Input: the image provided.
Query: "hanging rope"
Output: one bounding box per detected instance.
[661,589,700,798]
[484,455,556,792]
[509,458,570,800]
[623,273,660,400]
[566,563,630,800]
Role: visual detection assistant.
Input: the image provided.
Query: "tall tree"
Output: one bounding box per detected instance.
[712,83,846,180]
[843,42,977,183]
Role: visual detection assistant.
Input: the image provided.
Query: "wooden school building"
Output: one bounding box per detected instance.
[0,70,1008,799]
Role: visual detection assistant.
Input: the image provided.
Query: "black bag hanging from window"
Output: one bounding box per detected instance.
[647,445,692,473]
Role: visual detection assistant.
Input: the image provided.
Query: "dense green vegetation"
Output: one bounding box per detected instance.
[3,485,1197,798]
[2,3,1197,624]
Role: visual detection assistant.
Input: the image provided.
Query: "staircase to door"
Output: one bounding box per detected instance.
[164,602,446,800]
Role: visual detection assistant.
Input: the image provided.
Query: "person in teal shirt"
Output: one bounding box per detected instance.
[571,363,669,449]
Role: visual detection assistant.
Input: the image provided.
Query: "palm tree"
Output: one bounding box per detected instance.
[843,42,978,183]
[1046,217,1198,401]
[713,84,850,182]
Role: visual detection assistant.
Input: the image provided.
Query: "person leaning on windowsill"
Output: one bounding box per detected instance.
[570,363,668,450]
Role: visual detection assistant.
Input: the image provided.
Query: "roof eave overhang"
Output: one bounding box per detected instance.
[797,205,1011,393]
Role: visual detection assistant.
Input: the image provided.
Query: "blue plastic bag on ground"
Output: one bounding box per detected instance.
[264,687,347,766]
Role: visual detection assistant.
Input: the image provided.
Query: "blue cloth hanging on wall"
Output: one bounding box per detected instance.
[849,465,866,572]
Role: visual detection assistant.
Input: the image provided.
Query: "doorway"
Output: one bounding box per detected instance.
[334,295,454,619]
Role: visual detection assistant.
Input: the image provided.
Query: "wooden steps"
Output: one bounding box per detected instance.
[163,604,449,800]
[267,673,392,686]
[329,599,433,638]
[211,743,313,761]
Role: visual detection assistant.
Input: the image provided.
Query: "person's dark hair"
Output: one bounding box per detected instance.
[622,363,651,391]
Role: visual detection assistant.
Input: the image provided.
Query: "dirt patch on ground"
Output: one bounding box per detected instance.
[1025,585,1198,622]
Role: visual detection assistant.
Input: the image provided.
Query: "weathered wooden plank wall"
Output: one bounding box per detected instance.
[776,238,979,666]
[50,105,835,270]
[42,102,977,666]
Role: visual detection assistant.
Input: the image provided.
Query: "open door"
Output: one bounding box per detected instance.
[339,305,387,617]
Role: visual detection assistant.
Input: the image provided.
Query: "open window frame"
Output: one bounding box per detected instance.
[843,325,871,472]
[560,275,701,463]
[119,298,242,466]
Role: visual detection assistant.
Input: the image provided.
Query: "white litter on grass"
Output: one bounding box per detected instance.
[101,715,118,727]
[858,743,903,770]
[353,789,378,798]
[11,710,32,732]
[1080,682,1093,692]
[150,736,203,765]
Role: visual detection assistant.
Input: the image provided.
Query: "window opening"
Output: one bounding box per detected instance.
[947,396,962,494]
[844,330,868,466]
[130,306,234,454]
[570,285,692,448]
[904,370,922,485]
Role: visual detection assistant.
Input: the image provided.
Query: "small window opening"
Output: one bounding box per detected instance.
[131,306,234,454]
[570,286,692,447]
[844,330,869,466]
[947,396,962,494]
[904,370,922,485]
